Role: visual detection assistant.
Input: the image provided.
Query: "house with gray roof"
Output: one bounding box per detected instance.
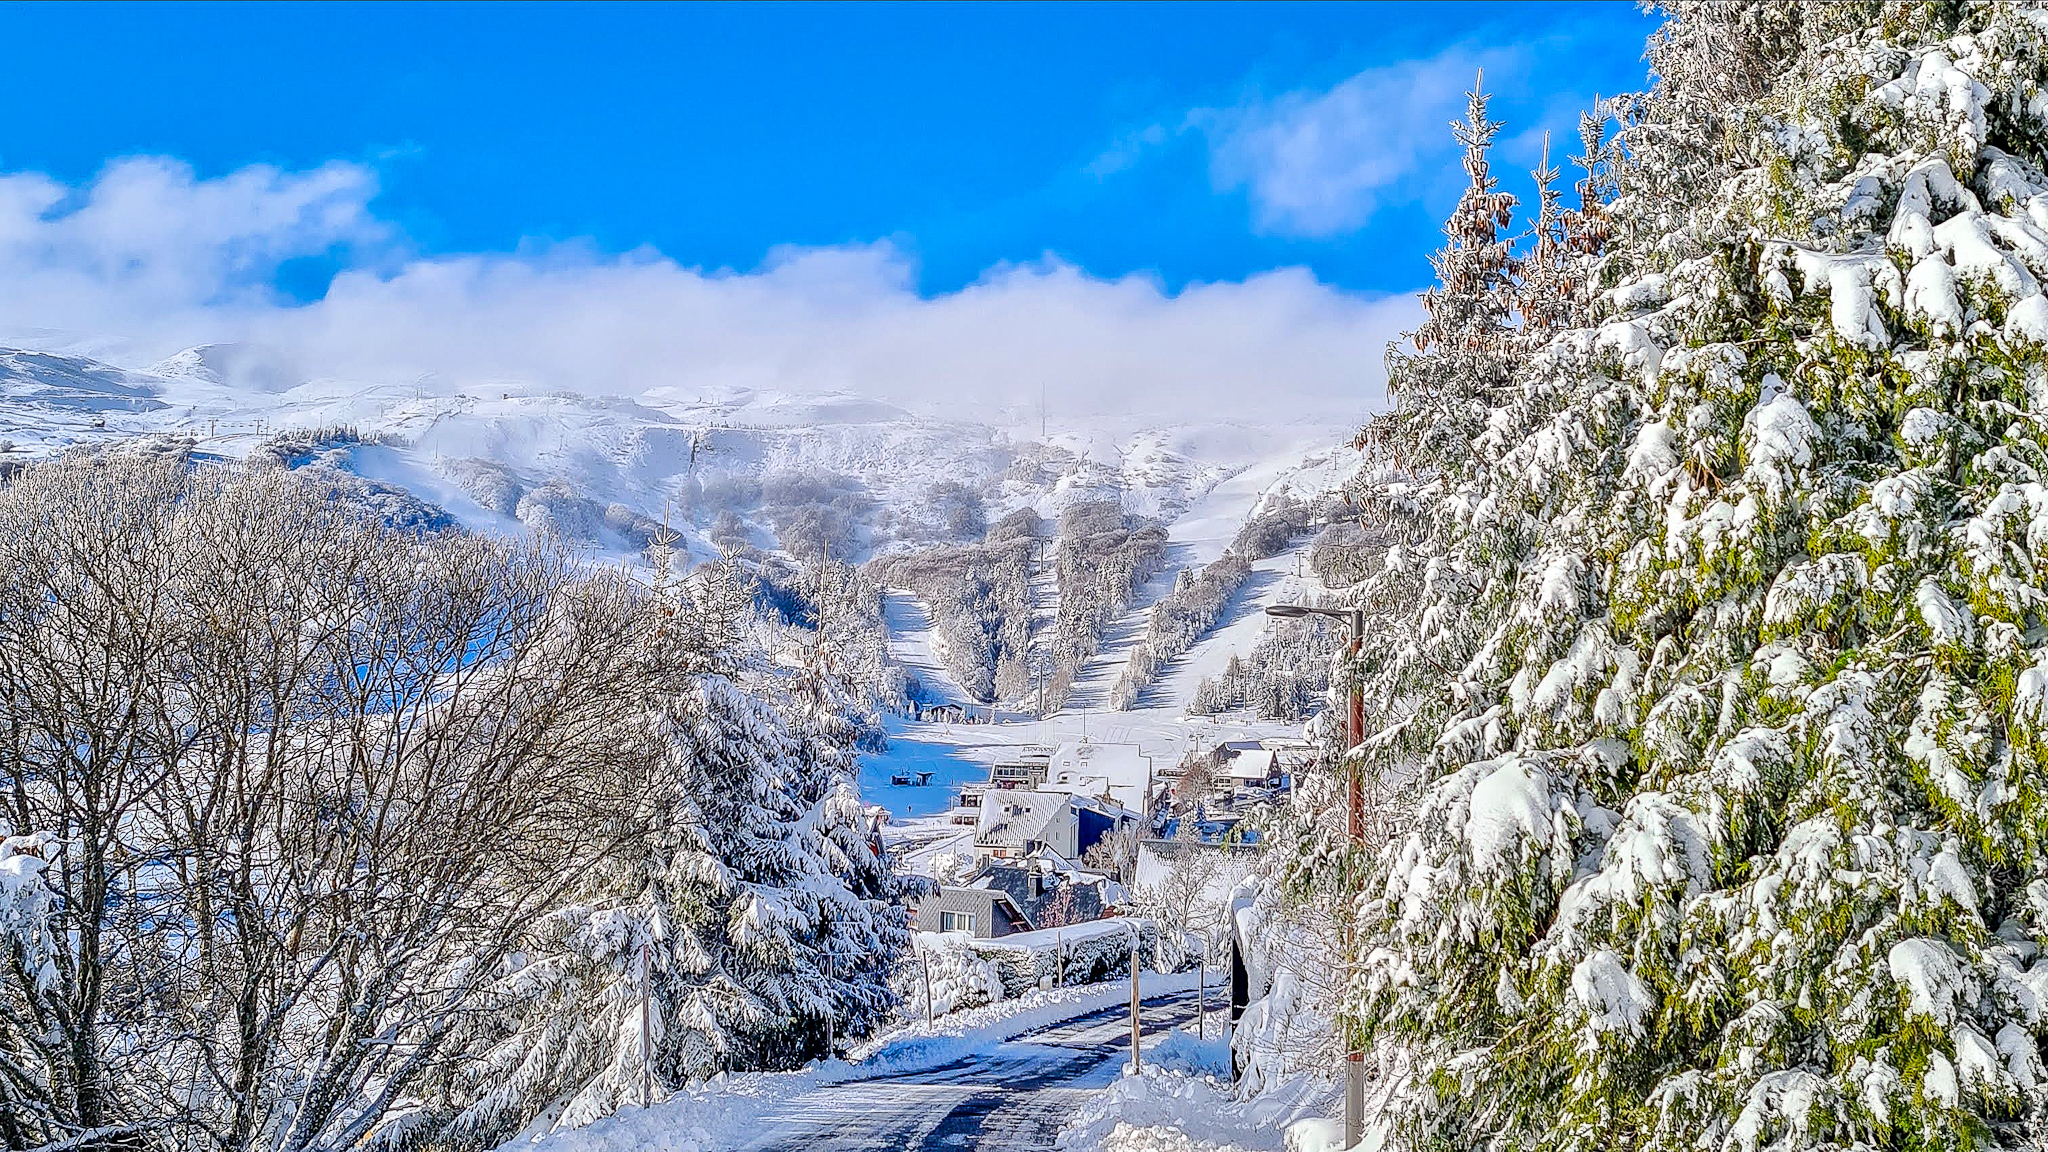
[973,789,1077,860]
[913,856,1125,939]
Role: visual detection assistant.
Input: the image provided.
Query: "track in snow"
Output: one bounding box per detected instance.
[725,988,1215,1151]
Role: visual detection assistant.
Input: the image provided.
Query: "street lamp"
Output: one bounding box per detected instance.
[1265,602,1366,1150]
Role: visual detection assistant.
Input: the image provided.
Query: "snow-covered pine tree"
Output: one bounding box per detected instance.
[447,556,912,1142]
[1327,3,2048,1148]
[1386,73,1523,470]
[1561,106,1615,285]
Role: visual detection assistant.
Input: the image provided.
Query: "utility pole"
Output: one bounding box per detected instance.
[1342,607,1365,1150]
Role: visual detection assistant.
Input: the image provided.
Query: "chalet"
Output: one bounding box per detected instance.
[1203,739,1265,772]
[1042,741,1155,815]
[915,884,1028,937]
[974,790,1077,859]
[1224,748,1280,790]
[972,787,1134,863]
[989,746,1052,790]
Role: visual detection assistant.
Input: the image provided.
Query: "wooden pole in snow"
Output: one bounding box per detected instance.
[1129,925,1141,1072]
[918,940,935,1027]
[640,942,653,1106]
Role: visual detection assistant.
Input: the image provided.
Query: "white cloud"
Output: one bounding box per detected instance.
[1197,46,1514,237]
[0,157,1416,422]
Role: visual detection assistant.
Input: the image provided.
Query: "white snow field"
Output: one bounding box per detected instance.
[0,339,1349,573]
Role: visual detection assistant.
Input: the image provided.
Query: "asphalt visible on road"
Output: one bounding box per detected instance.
[727,988,1212,1151]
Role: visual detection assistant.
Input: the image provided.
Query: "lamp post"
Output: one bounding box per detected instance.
[1266,602,1366,1150]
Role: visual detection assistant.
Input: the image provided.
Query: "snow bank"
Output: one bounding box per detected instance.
[1056,1022,1332,1152]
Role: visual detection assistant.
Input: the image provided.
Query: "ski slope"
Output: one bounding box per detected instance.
[882,589,969,708]
[1053,437,1356,717]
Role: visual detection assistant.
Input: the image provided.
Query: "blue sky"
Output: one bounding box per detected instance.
[0,1,1657,415]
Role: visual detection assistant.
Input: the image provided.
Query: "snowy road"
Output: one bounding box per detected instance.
[726,988,1213,1151]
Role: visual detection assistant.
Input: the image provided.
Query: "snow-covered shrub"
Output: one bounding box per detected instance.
[1230,492,1317,562]
[761,468,875,561]
[909,479,989,542]
[289,462,459,534]
[445,454,525,516]
[971,920,1161,998]
[516,476,610,541]
[901,931,1007,1017]
[1313,5,2048,1147]
[254,423,390,468]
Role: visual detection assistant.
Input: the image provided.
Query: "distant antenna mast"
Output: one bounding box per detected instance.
[1040,382,1047,440]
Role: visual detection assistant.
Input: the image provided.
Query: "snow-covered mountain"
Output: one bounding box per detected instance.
[0,341,1354,571]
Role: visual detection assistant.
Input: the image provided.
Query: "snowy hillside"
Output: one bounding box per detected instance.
[0,338,1361,728]
[0,341,1347,571]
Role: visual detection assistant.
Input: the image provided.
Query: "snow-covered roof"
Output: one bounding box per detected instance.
[974,915,1148,954]
[1225,749,1279,781]
[973,789,1072,850]
[1042,742,1152,813]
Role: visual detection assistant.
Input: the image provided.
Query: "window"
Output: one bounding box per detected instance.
[939,911,977,933]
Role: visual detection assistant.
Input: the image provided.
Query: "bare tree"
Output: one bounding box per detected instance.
[0,452,682,1152]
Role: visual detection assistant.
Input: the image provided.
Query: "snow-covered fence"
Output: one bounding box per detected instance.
[967,918,1160,999]
[901,919,1163,1016]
